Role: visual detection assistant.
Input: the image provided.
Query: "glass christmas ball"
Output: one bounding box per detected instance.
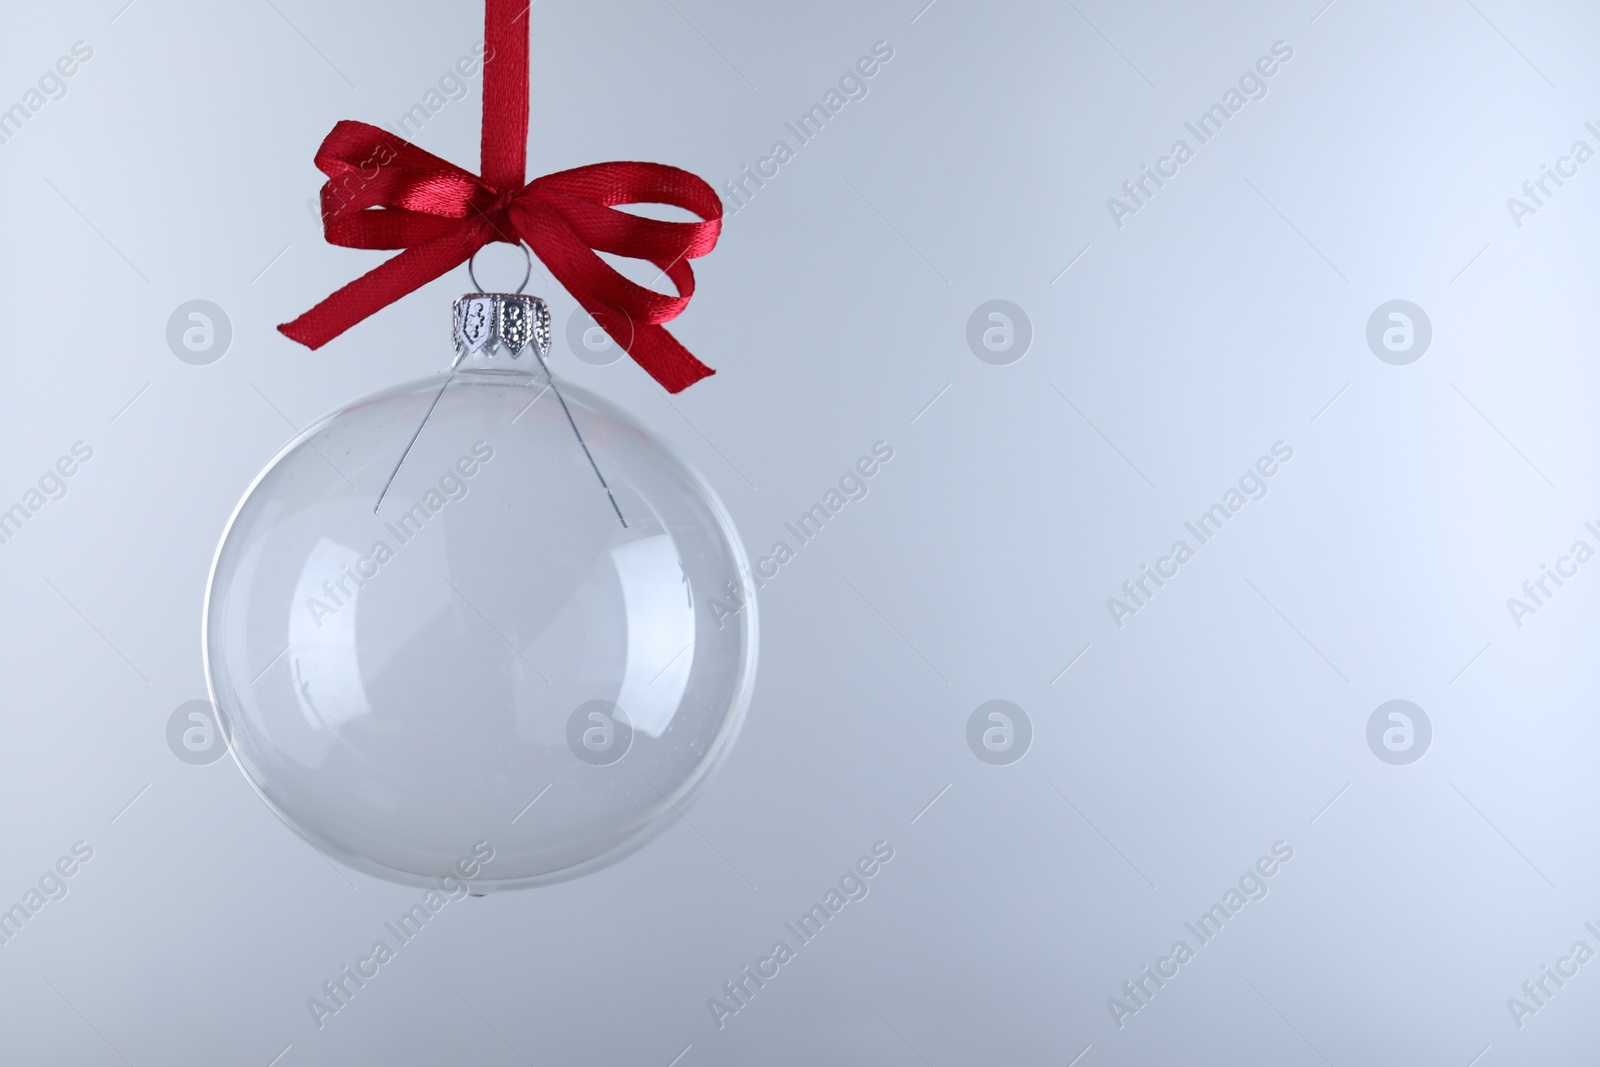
[203,293,756,891]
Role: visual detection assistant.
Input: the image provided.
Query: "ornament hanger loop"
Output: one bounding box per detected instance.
[468,241,533,295]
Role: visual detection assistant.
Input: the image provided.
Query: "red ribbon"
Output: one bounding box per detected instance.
[278,0,722,392]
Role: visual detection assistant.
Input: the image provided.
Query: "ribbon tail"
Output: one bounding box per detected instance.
[620,322,716,394]
[564,280,714,392]
[279,228,488,349]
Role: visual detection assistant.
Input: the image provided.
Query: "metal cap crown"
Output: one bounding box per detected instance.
[452,293,551,358]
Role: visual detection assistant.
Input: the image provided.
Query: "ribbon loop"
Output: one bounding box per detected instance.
[279,4,721,393]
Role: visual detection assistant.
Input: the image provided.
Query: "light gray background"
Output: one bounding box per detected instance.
[3,0,1600,1063]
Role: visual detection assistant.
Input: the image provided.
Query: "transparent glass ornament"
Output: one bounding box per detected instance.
[203,288,756,892]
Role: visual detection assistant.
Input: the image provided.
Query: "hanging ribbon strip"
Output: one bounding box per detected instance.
[278,0,722,392]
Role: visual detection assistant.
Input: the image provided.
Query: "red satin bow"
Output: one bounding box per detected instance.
[278,0,722,392]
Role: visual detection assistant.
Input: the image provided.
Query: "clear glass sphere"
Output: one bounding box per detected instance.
[204,347,756,891]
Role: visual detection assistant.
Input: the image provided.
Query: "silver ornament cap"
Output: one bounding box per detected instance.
[453,293,551,359]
